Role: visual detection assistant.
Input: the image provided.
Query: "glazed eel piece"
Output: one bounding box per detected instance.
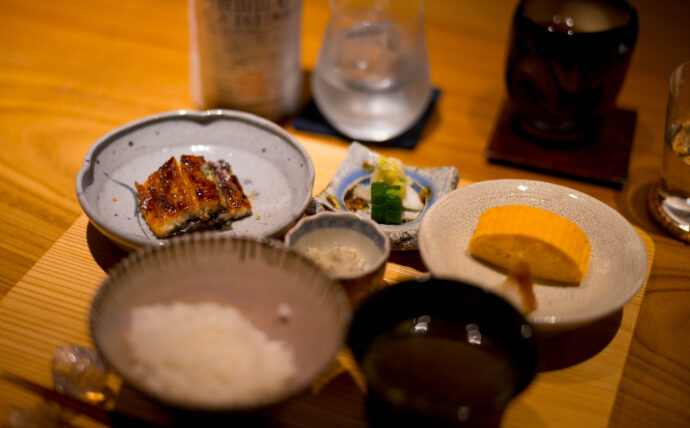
[134,155,252,238]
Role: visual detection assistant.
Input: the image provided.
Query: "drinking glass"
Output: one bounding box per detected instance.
[505,0,638,142]
[648,61,690,243]
[312,0,431,142]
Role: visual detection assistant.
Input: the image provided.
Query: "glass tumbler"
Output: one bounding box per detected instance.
[648,60,690,243]
[312,0,431,142]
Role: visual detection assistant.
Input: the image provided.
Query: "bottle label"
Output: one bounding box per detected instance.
[189,0,303,120]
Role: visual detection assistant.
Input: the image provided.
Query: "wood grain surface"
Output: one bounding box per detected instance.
[1,0,689,426]
[0,171,655,428]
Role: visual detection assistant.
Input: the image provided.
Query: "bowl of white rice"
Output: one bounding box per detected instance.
[89,233,351,412]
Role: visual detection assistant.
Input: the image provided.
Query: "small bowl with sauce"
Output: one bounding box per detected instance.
[285,212,391,304]
[349,278,538,427]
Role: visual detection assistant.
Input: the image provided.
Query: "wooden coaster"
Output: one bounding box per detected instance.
[646,181,690,244]
[487,103,637,188]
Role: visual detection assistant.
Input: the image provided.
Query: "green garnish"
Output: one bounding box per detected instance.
[371,204,386,224]
[371,182,387,205]
[385,207,402,225]
[370,183,402,225]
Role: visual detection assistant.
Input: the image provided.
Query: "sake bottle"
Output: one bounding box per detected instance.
[189,0,303,122]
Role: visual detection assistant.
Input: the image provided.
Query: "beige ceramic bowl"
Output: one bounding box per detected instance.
[89,233,351,412]
[285,212,391,305]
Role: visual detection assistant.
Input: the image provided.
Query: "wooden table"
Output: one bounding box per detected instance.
[0,0,688,426]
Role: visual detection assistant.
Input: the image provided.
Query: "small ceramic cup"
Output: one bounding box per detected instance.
[285,212,391,305]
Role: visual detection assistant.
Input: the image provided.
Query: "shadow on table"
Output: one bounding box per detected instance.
[536,309,623,372]
[387,249,427,273]
[614,165,668,237]
[85,222,128,274]
[84,222,433,276]
[111,374,368,428]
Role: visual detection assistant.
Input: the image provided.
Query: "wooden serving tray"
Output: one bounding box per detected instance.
[0,137,654,427]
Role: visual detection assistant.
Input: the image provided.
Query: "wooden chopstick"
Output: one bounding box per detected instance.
[0,371,112,425]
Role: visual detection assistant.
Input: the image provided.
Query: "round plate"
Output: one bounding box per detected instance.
[75,110,315,250]
[418,179,648,333]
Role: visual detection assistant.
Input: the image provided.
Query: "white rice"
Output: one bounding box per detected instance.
[127,301,296,407]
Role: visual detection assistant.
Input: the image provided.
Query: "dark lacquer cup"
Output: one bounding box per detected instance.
[348,279,538,427]
[505,0,638,142]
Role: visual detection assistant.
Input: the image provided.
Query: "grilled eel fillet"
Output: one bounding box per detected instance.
[134,155,252,238]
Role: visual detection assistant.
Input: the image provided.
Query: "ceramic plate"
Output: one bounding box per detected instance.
[418,179,648,333]
[310,142,459,250]
[76,110,315,250]
[90,234,350,411]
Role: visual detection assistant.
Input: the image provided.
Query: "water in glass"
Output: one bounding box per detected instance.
[312,1,431,142]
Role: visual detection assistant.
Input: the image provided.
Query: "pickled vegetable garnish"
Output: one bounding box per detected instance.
[371,155,408,197]
[371,182,402,225]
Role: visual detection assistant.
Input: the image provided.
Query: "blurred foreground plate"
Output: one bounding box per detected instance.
[418,179,648,334]
[90,234,350,412]
[75,110,315,250]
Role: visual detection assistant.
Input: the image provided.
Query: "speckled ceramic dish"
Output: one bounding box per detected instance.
[75,110,315,250]
[285,212,391,304]
[310,142,459,251]
[90,233,351,412]
[418,179,648,334]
